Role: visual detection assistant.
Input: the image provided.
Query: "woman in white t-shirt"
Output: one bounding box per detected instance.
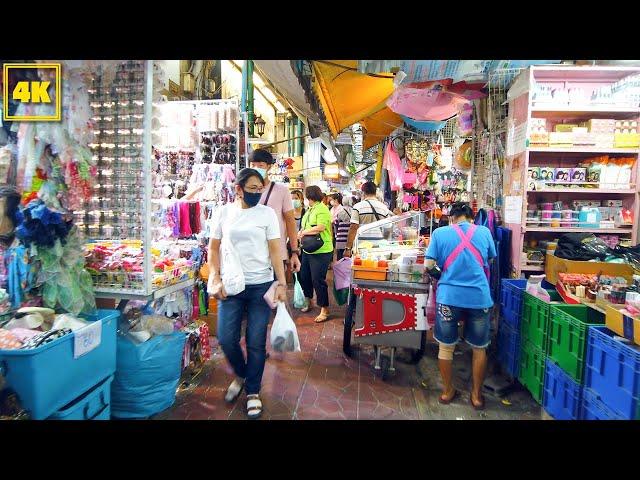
[208,168,287,420]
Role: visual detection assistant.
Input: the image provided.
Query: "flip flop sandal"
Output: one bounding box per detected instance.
[438,390,458,405]
[246,394,263,420]
[224,379,244,403]
[314,313,330,323]
[470,394,486,411]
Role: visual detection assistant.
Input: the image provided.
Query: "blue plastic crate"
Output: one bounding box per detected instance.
[585,326,640,420]
[497,323,520,378]
[500,279,527,329]
[543,359,582,420]
[0,309,119,420]
[581,387,625,420]
[48,375,113,420]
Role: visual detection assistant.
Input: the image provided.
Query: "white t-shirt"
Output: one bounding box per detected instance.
[212,203,280,285]
[351,198,392,239]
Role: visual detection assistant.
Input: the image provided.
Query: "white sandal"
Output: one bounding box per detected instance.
[224,378,244,403]
[246,394,263,420]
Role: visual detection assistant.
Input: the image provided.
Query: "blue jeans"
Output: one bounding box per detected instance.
[217,282,272,395]
[434,303,491,348]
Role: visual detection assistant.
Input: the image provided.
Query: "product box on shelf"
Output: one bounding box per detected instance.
[614,132,640,148]
[605,304,640,346]
[549,132,573,146]
[554,124,579,133]
[540,167,555,183]
[570,168,586,183]
[572,200,601,209]
[583,119,616,134]
[554,168,571,183]
[605,200,624,208]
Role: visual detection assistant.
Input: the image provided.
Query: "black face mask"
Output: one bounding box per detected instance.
[243,190,262,208]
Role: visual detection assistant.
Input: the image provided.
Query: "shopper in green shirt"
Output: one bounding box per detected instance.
[297,185,334,322]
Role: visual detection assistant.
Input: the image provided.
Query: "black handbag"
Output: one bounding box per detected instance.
[302,232,324,253]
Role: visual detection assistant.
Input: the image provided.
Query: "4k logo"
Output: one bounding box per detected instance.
[3,63,61,121]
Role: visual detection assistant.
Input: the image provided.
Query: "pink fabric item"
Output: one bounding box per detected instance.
[387,85,469,121]
[332,257,353,290]
[260,182,294,259]
[9,328,41,343]
[179,202,192,237]
[383,142,403,192]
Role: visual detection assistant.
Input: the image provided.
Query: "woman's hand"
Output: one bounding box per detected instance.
[212,276,227,300]
[275,284,287,303]
[297,229,308,241]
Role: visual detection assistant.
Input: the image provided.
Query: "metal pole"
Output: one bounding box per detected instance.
[143,60,154,296]
[246,60,255,137]
[296,117,303,156]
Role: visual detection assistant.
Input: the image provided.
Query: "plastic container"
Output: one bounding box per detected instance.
[522,290,562,352]
[497,323,520,378]
[48,375,113,420]
[547,304,605,383]
[584,326,640,420]
[519,339,546,404]
[578,207,601,228]
[0,309,119,420]
[352,265,388,281]
[543,359,582,420]
[500,279,527,330]
[581,387,625,420]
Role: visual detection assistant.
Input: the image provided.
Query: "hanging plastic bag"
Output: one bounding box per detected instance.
[293,273,306,309]
[214,238,245,297]
[332,257,352,291]
[333,283,349,306]
[270,302,301,353]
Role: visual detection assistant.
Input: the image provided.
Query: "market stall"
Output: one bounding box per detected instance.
[497,65,640,420]
[342,212,431,377]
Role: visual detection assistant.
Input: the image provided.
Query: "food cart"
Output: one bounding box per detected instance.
[342,212,432,379]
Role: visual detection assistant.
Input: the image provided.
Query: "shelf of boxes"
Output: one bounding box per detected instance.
[505,65,640,278]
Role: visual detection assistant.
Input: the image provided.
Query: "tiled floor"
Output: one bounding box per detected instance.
[158,302,542,421]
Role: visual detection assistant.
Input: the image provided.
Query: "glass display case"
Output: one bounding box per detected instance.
[352,211,429,284]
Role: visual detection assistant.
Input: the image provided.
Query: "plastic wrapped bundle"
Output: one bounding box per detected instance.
[37,229,96,315]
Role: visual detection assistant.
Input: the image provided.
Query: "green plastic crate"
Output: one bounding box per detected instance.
[521,290,562,352]
[547,304,605,384]
[519,339,546,404]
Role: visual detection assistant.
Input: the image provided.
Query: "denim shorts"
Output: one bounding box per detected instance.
[434,303,491,348]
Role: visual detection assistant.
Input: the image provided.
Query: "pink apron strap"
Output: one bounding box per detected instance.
[442,224,485,273]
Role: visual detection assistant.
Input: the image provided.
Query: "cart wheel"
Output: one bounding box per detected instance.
[408,331,428,364]
[380,355,393,382]
[342,292,356,357]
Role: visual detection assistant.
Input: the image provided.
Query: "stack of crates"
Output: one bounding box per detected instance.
[498,279,527,378]
[519,287,562,404]
[582,326,640,420]
[543,304,605,419]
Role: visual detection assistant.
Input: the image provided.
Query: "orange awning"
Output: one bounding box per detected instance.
[311,60,402,149]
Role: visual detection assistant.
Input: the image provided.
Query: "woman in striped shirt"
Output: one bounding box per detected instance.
[329,193,353,261]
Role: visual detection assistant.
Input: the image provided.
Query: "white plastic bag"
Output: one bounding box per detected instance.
[215,238,245,297]
[270,302,301,353]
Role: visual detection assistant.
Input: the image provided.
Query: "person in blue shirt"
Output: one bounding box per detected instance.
[425,202,496,410]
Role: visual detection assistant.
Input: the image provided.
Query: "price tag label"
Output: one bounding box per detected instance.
[74,321,102,359]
